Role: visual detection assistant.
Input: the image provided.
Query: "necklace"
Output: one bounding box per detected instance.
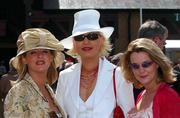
[80,67,98,89]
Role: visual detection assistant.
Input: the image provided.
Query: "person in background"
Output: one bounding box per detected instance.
[121,38,180,118]
[108,52,124,65]
[174,59,180,73]
[0,60,7,78]
[0,57,18,118]
[138,20,168,50]
[4,28,66,118]
[110,19,168,66]
[138,19,180,96]
[173,58,180,95]
[55,9,134,118]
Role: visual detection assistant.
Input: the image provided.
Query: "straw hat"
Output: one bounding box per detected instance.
[60,9,114,49]
[12,28,64,69]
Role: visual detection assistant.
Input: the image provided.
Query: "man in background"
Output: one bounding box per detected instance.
[138,20,168,50]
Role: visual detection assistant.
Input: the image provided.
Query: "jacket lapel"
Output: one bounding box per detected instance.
[24,74,44,98]
[69,58,115,109]
[94,58,115,106]
[69,63,81,109]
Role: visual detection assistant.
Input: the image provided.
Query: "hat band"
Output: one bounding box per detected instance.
[72,24,100,34]
[39,32,47,46]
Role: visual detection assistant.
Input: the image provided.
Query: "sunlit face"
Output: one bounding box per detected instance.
[130,51,159,87]
[23,49,53,73]
[73,32,104,60]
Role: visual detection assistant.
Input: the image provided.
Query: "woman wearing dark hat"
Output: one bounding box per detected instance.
[55,9,134,118]
[4,28,66,118]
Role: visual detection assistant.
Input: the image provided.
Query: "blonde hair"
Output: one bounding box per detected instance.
[121,38,176,88]
[16,50,58,85]
[67,33,112,58]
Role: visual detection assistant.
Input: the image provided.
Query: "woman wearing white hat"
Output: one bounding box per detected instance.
[4,28,66,118]
[55,9,135,118]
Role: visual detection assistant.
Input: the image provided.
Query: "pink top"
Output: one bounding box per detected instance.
[127,102,153,118]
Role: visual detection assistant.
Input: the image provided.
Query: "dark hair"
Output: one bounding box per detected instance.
[138,20,168,40]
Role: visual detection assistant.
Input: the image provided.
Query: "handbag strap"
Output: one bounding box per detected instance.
[113,67,118,106]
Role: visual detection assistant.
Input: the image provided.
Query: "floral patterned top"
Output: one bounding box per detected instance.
[4,74,65,118]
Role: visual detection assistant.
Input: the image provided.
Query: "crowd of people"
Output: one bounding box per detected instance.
[0,9,180,118]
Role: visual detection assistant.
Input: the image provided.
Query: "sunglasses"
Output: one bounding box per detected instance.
[74,32,100,41]
[130,61,154,70]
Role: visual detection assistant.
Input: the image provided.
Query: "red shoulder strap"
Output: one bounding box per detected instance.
[136,90,146,106]
[113,67,118,106]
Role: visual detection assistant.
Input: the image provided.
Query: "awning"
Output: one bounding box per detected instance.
[166,40,180,49]
[44,0,180,9]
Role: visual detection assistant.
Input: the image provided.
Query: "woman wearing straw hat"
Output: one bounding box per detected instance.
[4,28,66,118]
[55,9,134,118]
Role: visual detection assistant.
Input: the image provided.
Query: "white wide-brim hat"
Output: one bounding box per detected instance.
[60,9,114,49]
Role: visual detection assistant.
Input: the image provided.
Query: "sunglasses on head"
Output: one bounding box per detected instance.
[74,32,100,41]
[130,61,154,70]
